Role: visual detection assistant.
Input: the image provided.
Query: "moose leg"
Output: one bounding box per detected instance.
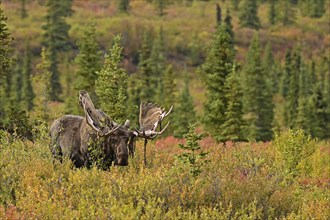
[144,138,148,165]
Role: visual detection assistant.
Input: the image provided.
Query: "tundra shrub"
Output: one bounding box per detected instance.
[273,129,317,176]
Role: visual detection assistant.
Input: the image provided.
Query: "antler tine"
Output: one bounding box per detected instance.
[164,105,173,117]
[138,121,170,139]
[102,124,121,136]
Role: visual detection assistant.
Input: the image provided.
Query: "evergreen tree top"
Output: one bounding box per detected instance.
[0,3,13,86]
[95,34,128,123]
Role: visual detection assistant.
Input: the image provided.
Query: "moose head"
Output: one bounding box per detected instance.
[49,90,172,168]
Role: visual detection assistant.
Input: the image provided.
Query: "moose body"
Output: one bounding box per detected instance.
[49,90,172,168]
[50,114,133,168]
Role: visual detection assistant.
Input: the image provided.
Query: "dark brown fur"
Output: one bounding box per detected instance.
[50,114,132,168]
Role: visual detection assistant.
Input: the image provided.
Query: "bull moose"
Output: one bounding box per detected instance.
[49,90,172,168]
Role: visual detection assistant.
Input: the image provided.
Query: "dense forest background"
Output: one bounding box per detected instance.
[0,0,329,219]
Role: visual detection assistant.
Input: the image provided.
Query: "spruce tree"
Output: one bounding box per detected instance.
[136,31,154,103]
[239,0,261,30]
[173,73,196,138]
[216,3,222,26]
[33,48,51,121]
[20,0,28,19]
[242,33,274,141]
[177,124,208,178]
[155,0,166,16]
[299,0,325,18]
[0,4,13,87]
[74,23,101,102]
[42,0,73,52]
[118,0,130,13]
[21,39,35,111]
[0,3,14,123]
[268,0,276,25]
[127,75,140,127]
[281,49,292,99]
[95,35,127,123]
[280,1,296,26]
[198,25,235,141]
[150,27,166,104]
[231,0,240,11]
[311,83,328,138]
[263,42,278,94]
[11,57,23,104]
[285,48,301,128]
[224,8,234,45]
[162,65,176,110]
[221,65,245,142]
[295,97,311,134]
[64,55,79,115]
[298,62,310,102]
[42,0,73,101]
[323,56,330,139]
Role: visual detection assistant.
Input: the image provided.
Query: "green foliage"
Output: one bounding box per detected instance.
[173,73,196,138]
[127,76,140,128]
[176,124,208,178]
[11,58,23,104]
[1,104,33,141]
[216,3,221,26]
[154,0,167,16]
[281,49,292,99]
[239,0,261,30]
[95,34,128,123]
[33,47,51,121]
[221,65,245,142]
[0,3,13,87]
[162,65,176,110]
[74,23,101,103]
[42,0,73,52]
[224,8,234,45]
[118,0,130,13]
[279,1,296,26]
[299,0,326,18]
[274,129,317,176]
[42,0,73,101]
[310,83,329,139]
[285,47,301,128]
[20,0,28,19]
[268,0,276,25]
[87,137,110,170]
[132,31,155,104]
[295,97,313,134]
[198,25,235,141]
[231,0,240,11]
[242,33,274,141]
[263,42,278,94]
[0,3,15,131]
[21,39,35,111]
[150,27,166,104]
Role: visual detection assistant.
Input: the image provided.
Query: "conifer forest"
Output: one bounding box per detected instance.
[0,0,329,219]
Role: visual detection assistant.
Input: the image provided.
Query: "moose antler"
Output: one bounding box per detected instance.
[79,90,121,136]
[137,102,173,139]
[136,102,173,165]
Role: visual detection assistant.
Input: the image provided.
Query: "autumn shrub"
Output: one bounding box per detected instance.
[273,129,318,176]
[0,124,329,219]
